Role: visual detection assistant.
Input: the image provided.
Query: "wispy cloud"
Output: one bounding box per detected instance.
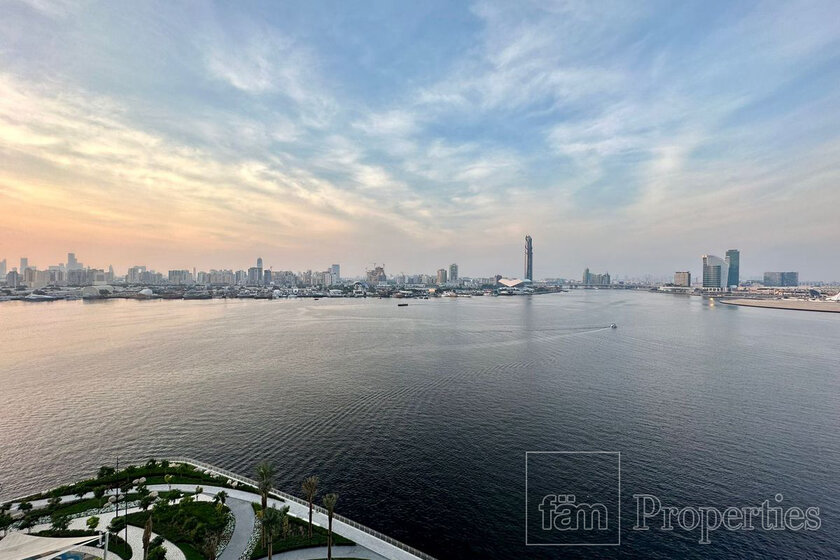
[1,0,839,277]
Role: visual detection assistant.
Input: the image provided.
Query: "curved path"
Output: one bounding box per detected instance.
[217,496,255,560]
[9,482,401,560]
[27,505,186,560]
[158,485,388,560]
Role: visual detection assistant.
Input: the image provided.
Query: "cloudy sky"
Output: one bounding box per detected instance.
[1,0,839,280]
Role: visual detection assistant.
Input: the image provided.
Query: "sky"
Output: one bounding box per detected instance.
[1,0,839,280]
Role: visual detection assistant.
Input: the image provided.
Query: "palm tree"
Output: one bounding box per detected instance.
[262,505,289,560]
[1,513,14,537]
[200,531,220,560]
[18,501,32,514]
[255,461,275,546]
[322,493,338,560]
[213,490,228,505]
[51,514,70,531]
[142,516,153,560]
[301,476,319,538]
[195,485,204,499]
[164,474,174,492]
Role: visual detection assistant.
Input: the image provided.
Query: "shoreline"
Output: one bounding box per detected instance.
[718,298,840,313]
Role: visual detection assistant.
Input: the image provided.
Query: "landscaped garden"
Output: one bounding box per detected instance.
[1,458,366,560]
[125,498,230,560]
[249,503,353,558]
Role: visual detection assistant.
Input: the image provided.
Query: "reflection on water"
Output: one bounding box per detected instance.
[1,291,838,558]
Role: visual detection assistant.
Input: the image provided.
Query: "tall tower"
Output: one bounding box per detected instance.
[702,255,728,289]
[524,235,533,280]
[449,263,458,282]
[256,257,263,285]
[725,249,740,287]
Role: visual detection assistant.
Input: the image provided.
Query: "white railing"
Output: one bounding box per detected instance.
[2,456,437,560]
[145,457,438,560]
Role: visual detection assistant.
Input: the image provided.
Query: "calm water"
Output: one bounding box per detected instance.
[1,291,838,558]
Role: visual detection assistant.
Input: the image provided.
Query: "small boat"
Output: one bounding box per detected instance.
[397,303,409,307]
[610,323,617,329]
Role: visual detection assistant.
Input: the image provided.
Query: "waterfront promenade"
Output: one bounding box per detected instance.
[3,458,431,560]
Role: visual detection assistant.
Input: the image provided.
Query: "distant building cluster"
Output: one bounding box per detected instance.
[582,267,611,286]
[3,235,814,297]
[1,252,501,292]
[663,249,802,292]
[0,254,346,291]
[763,271,799,287]
[699,249,741,291]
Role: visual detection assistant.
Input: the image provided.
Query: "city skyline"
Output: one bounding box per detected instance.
[2,2,839,278]
[0,244,826,284]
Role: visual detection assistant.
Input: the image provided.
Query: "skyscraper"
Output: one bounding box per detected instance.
[0,258,6,277]
[67,253,79,270]
[524,235,533,280]
[725,249,740,287]
[20,257,28,271]
[256,257,263,285]
[702,255,729,289]
[331,264,340,283]
[449,263,459,283]
[437,268,448,285]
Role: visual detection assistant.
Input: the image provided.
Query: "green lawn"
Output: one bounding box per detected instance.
[125,500,228,560]
[250,503,354,558]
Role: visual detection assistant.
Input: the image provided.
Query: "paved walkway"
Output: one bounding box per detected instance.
[9,481,419,560]
[27,505,186,560]
[157,484,406,560]
[217,496,255,560]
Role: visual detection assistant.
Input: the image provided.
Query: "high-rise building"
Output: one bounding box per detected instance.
[449,263,459,283]
[67,253,79,270]
[702,255,729,289]
[331,264,340,283]
[524,235,533,280]
[437,268,448,285]
[263,269,272,286]
[168,270,193,285]
[256,257,263,285]
[582,268,611,286]
[367,266,386,284]
[6,270,21,288]
[725,249,740,287]
[20,257,28,271]
[763,271,799,287]
[248,267,261,286]
[674,271,691,287]
[127,266,147,284]
[0,258,6,276]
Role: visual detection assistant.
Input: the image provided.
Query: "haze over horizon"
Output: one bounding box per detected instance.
[1,1,839,279]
